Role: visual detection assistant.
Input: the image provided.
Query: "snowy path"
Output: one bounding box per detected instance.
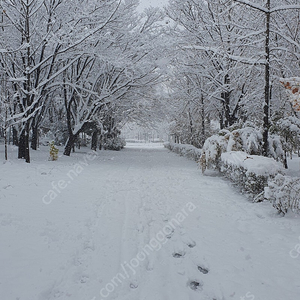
[1,144,300,300]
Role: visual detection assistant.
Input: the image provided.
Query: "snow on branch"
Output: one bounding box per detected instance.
[233,0,268,13]
[35,54,83,89]
[234,1,300,14]
[0,43,31,54]
[271,29,300,52]
[54,1,122,56]
[183,45,264,65]
[271,5,300,13]
[7,105,43,126]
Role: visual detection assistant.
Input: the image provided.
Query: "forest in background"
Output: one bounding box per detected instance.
[0,0,300,164]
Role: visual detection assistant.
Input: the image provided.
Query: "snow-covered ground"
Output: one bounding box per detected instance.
[1,143,300,300]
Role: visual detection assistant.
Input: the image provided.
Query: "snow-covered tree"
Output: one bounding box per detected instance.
[165,0,300,154]
[0,0,166,160]
[61,5,165,155]
[233,0,300,156]
[1,0,123,161]
[165,0,261,139]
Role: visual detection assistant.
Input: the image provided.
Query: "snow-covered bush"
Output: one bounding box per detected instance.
[164,142,202,162]
[270,116,300,160]
[201,133,227,170]
[268,134,285,163]
[221,151,283,196]
[201,124,287,171]
[201,125,263,171]
[103,136,126,151]
[265,174,300,215]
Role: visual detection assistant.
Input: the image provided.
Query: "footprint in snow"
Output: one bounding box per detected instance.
[198,265,209,274]
[173,251,185,258]
[187,241,196,248]
[130,282,138,289]
[188,280,203,291]
[166,230,174,239]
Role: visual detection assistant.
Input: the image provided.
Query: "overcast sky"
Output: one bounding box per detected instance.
[138,0,169,11]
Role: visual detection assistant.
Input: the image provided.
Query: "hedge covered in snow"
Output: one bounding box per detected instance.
[164,142,202,162]
[221,151,283,195]
[265,174,300,215]
[200,125,286,171]
[201,126,262,171]
[103,136,126,151]
[166,137,300,215]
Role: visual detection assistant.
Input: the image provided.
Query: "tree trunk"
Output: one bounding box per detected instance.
[91,131,98,151]
[222,74,232,128]
[18,126,30,163]
[12,126,19,146]
[262,1,271,157]
[99,133,103,150]
[284,151,288,169]
[31,123,39,150]
[219,112,224,130]
[188,110,194,146]
[64,133,78,156]
[4,109,7,161]
[201,94,206,147]
[18,131,26,159]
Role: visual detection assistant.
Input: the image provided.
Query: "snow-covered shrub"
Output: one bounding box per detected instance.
[265,174,300,215]
[270,116,300,158]
[201,133,227,170]
[201,123,288,171]
[164,142,202,162]
[268,134,285,162]
[237,126,263,155]
[103,136,126,151]
[221,151,283,196]
[201,125,263,171]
